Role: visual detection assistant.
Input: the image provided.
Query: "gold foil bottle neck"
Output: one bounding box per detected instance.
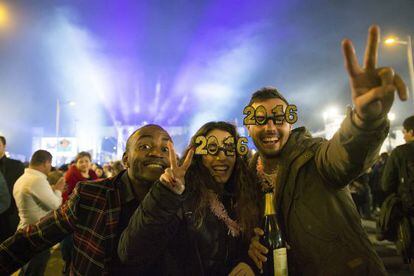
[264,192,276,216]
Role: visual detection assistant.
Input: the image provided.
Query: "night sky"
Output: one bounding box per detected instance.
[0,0,413,157]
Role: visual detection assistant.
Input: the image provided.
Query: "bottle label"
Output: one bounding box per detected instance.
[273,247,288,276]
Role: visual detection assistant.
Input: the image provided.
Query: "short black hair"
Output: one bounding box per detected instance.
[30,150,52,166]
[403,115,414,133]
[0,136,6,146]
[248,87,289,106]
[125,124,170,152]
[59,164,69,172]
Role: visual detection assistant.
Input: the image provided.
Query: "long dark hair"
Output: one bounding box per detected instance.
[182,121,261,239]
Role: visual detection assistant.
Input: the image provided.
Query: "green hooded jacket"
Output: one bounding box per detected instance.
[250,108,389,276]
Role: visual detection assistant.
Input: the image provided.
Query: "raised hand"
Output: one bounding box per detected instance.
[53,177,65,192]
[159,141,194,195]
[342,25,408,123]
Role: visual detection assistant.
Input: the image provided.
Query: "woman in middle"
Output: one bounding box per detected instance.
[118,121,261,275]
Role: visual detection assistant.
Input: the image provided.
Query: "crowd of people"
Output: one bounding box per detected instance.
[0,144,126,275]
[349,152,389,219]
[0,25,412,276]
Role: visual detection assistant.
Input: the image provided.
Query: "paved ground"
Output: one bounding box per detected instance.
[12,244,64,276]
[362,218,412,275]
[12,219,413,275]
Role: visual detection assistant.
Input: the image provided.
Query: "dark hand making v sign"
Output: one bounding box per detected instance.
[343,25,408,126]
[159,141,194,195]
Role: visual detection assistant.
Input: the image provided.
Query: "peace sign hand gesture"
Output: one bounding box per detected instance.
[342,25,408,123]
[160,141,194,195]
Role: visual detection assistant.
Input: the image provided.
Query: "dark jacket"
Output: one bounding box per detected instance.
[382,141,414,211]
[0,156,24,242]
[249,109,388,276]
[0,172,10,214]
[118,181,248,276]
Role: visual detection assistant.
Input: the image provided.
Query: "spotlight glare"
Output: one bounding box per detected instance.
[0,4,10,29]
[322,106,339,121]
[384,38,396,45]
[388,112,396,121]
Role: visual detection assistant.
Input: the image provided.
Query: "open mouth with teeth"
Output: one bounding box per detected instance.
[212,165,230,174]
[143,162,166,170]
[261,136,280,145]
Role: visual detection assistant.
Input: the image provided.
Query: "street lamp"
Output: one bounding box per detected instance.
[387,112,396,122]
[0,4,10,29]
[384,35,414,106]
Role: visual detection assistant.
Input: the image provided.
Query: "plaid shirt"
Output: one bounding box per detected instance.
[0,172,125,275]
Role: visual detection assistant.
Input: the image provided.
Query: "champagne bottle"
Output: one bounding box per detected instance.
[260,190,288,276]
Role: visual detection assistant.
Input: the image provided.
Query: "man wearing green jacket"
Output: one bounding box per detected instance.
[247,25,408,275]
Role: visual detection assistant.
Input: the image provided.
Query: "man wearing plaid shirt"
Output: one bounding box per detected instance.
[0,124,172,275]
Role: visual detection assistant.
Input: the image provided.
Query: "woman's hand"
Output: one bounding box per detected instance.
[228,262,255,276]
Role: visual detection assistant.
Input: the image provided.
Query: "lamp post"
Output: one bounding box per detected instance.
[55,99,76,165]
[55,99,76,144]
[384,35,414,106]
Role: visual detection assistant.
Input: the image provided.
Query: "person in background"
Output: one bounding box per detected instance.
[13,150,64,276]
[62,151,97,202]
[47,170,65,188]
[381,115,414,265]
[103,163,114,178]
[94,164,106,178]
[61,151,98,273]
[58,164,69,174]
[0,136,25,242]
[0,172,10,215]
[112,160,125,176]
[349,172,372,219]
[382,115,414,199]
[0,125,174,275]
[369,152,388,213]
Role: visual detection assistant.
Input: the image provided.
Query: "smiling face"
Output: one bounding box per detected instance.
[201,129,236,185]
[123,126,171,183]
[247,98,292,158]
